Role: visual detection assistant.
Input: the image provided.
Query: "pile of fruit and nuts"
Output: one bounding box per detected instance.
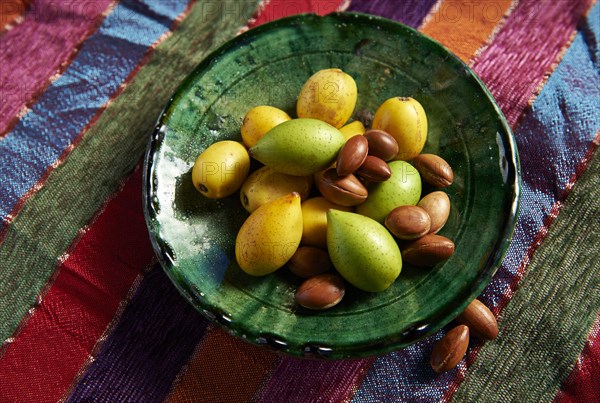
[191,68,498,371]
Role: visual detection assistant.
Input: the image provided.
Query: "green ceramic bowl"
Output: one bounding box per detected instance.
[143,12,520,359]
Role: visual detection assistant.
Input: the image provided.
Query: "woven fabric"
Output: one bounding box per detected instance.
[0,0,598,402]
[555,319,600,403]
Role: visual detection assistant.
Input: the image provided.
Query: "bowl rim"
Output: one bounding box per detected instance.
[142,11,521,359]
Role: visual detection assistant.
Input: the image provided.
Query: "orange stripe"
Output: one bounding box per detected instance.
[167,327,280,403]
[420,0,515,63]
[0,0,30,28]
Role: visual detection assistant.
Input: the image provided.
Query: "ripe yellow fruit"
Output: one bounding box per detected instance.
[339,120,366,141]
[191,140,250,199]
[241,105,291,148]
[301,197,353,248]
[296,68,357,128]
[235,193,303,276]
[239,166,312,213]
[372,97,428,161]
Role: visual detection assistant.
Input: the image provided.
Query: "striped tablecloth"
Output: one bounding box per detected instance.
[1,0,598,401]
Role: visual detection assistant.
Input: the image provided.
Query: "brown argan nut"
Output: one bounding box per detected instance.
[430,325,469,373]
[295,274,345,310]
[412,154,454,188]
[385,205,431,240]
[364,129,399,161]
[356,155,392,183]
[456,299,499,340]
[417,191,451,234]
[401,234,454,267]
[317,168,368,206]
[336,135,369,176]
[288,246,332,278]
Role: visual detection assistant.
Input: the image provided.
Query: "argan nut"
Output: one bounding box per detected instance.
[430,325,469,373]
[295,273,345,310]
[385,205,431,240]
[356,156,392,183]
[412,154,454,188]
[336,135,368,176]
[317,168,368,206]
[401,234,455,266]
[456,299,499,340]
[364,129,399,161]
[418,191,451,234]
[288,246,332,278]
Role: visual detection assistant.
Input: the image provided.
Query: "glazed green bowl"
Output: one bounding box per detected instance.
[143,12,520,359]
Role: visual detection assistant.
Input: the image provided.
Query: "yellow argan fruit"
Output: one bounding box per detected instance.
[239,166,312,213]
[301,196,353,248]
[297,68,357,128]
[339,120,366,141]
[241,105,291,148]
[235,193,303,276]
[372,97,428,161]
[191,140,250,199]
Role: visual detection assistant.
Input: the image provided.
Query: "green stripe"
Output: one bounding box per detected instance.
[0,0,259,342]
[453,147,600,402]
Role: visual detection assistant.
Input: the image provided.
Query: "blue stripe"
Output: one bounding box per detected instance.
[352,3,600,402]
[0,0,188,230]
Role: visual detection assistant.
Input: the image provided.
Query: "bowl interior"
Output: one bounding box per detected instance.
[144,12,519,359]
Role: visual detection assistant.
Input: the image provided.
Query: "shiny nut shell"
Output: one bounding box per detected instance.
[364,129,399,161]
[287,246,332,278]
[456,299,499,340]
[430,325,469,373]
[418,191,450,234]
[317,168,368,206]
[356,156,392,183]
[412,154,454,188]
[402,234,455,266]
[385,205,431,240]
[295,273,345,310]
[336,135,368,176]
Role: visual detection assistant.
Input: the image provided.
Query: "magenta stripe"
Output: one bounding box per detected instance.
[0,0,115,137]
[471,0,593,127]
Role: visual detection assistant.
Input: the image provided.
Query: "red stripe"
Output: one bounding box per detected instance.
[471,0,593,127]
[554,316,600,403]
[249,0,343,28]
[0,170,154,402]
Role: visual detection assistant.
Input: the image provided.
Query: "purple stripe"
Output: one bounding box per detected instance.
[260,358,372,403]
[471,0,593,127]
[65,265,209,402]
[347,0,439,28]
[257,0,438,400]
[0,0,189,233]
[0,0,115,136]
[351,2,600,401]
